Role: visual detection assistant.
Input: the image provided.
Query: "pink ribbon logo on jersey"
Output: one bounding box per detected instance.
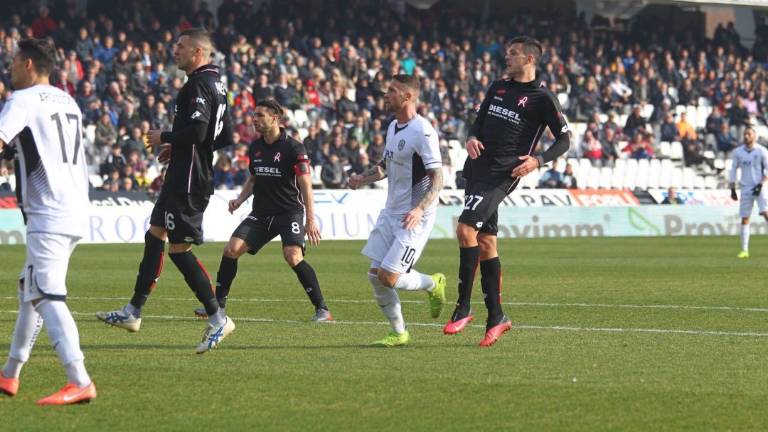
[273,152,281,162]
[517,96,528,108]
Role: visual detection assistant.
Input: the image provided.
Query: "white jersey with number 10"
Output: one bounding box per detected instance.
[0,85,89,238]
[382,114,442,216]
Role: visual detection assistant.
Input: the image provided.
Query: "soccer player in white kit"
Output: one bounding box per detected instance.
[348,74,447,347]
[728,126,768,258]
[0,39,96,405]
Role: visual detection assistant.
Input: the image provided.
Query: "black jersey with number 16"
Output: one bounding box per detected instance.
[164,64,232,196]
[464,78,569,181]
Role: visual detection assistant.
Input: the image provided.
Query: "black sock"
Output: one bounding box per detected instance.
[169,251,219,317]
[453,246,479,320]
[291,260,327,310]
[216,256,238,308]
[480,257,504,328]
[130,231,166,310]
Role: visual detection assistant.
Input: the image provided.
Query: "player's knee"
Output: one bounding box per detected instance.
[224,242,246,259]
[377,271,398,288]
[456,223,477,245]
[742,218,750,225]
[283,248,303,266]
[477,235,497,257]
[148,226,168,241]
[168,242,192,254]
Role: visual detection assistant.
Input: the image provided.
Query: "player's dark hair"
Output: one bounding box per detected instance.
[256,98,285,117]
[393,74,420,96]
[17,38,56,76]
[508,36,543,63]
[180,27,214,55]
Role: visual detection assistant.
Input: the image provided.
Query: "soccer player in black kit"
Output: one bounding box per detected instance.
[97,28,237,354]
[443,36,571,347]
[196,99,332,322]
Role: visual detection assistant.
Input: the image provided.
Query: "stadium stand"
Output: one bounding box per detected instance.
[0,0,766,194]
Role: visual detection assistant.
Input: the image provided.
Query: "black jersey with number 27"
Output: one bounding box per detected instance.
[464,78,569,182]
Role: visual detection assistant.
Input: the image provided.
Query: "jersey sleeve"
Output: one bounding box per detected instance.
[247,142,258,176]
[186,80,213,124]
[762,149,768,179]
[417,122,442,170]
[542,91,569,139]
[0,94,29,144]
[468,82,495,139]
[729,149,739,183]
[290,139,311,176]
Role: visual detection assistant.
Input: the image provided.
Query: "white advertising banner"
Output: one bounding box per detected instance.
[0,189,758,244]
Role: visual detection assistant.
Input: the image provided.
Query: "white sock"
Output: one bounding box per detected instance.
[64,360,91,387]
[4,299,44,379]
[393,270,435,292]
[35,300,91,387]
[369,273,405,334]
[208,308,226,328]
[741,224,750,252]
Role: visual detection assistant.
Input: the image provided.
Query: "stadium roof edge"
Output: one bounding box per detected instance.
[634,0,768,8]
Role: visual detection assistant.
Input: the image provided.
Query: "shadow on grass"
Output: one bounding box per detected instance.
[79,341,482,351]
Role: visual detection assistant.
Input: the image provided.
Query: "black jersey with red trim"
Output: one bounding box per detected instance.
[464,78,569,181]
[248,128,309,216]
[164,64,231,196]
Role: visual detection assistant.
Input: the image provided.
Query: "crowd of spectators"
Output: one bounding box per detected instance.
[0,0,766,194]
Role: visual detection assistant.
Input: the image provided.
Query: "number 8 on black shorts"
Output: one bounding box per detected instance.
[232,211,306,254]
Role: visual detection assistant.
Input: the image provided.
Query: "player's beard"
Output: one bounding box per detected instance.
[502,65,517,80]
[175,55,187,71]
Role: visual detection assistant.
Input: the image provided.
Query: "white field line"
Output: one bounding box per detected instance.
[2,296,767,313]
[1,310,767,338]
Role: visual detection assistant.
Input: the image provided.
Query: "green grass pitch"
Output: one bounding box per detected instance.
[0,237,767,431]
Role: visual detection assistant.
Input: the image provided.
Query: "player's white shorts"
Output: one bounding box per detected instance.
[20,232,80,303]
[739,186,767,218]
[362,210,435,274]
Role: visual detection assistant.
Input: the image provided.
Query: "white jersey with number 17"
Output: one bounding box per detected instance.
[0,85,89,238]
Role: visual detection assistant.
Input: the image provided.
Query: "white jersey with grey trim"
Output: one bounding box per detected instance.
[382,114,442,216]
[729,144,768,188]
[0,85,89,237]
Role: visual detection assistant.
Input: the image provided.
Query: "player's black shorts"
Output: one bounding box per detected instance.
[149,188,209,245]
[232,211,306,255]
[457,179,518,235]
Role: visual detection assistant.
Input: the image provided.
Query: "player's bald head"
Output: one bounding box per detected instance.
[180,27,213,57]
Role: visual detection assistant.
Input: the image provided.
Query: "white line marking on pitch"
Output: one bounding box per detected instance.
[3,296,766,313]
[2,310,766,338]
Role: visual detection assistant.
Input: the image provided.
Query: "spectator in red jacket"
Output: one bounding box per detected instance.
[31,6,57,38]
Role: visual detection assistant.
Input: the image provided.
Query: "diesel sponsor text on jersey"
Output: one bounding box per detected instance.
[465,78,569,181]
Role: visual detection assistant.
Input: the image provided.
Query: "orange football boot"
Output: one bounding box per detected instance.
[37,382,97,405]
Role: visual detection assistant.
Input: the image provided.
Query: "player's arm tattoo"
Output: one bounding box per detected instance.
[416,167,443,210]
[360,160,387,184]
